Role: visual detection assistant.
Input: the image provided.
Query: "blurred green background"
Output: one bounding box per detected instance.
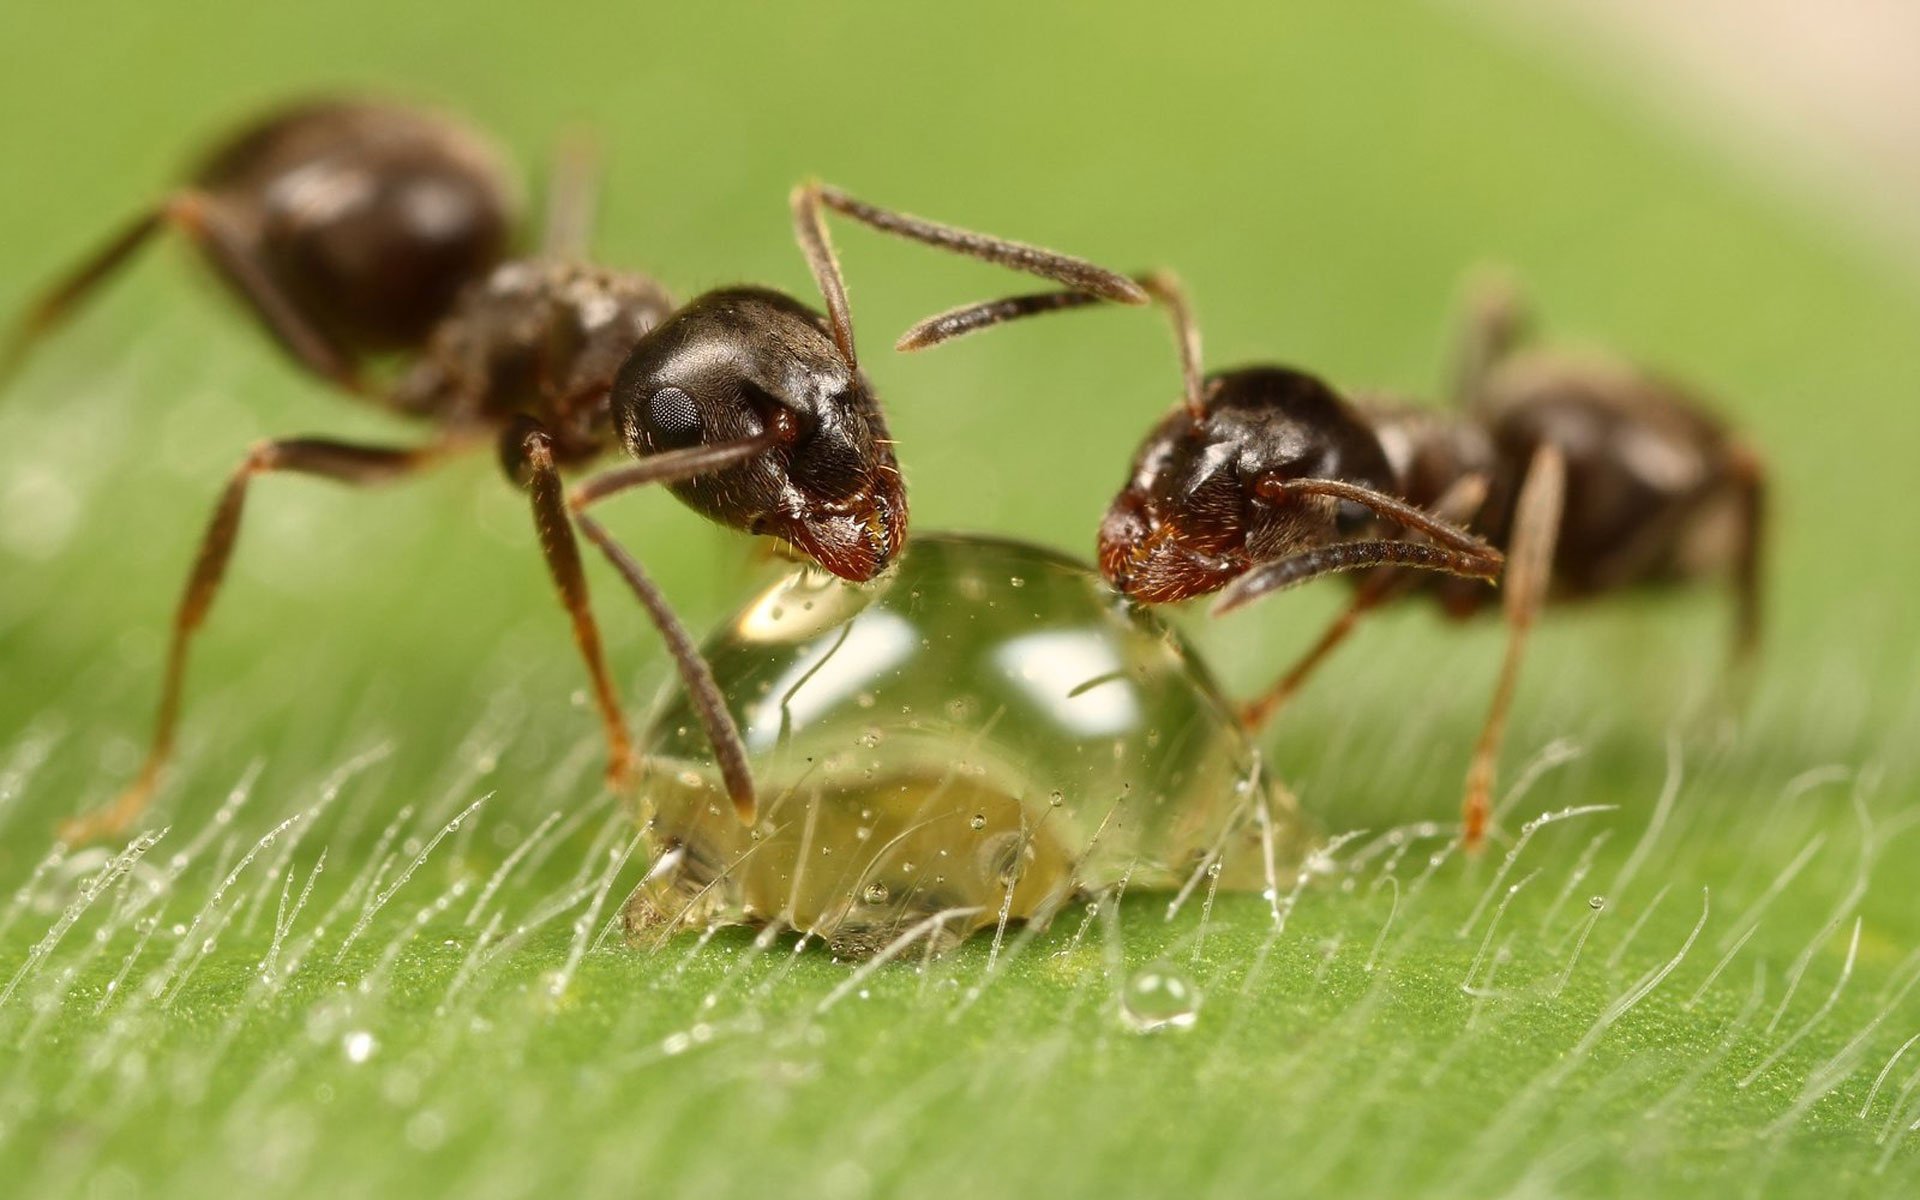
[2,2,1917,1197]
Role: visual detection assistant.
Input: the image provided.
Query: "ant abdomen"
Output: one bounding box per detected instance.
[190,99,520,356]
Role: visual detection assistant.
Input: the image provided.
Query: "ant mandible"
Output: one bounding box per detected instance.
[3,97,1146,842]
[891,267,1765,851]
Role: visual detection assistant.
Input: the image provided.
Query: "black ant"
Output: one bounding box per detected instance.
[3,96,1145,841]
[892,268,1765,850]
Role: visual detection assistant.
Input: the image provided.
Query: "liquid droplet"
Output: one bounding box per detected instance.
[1120,962,1201,1033]
[631,534,1310,958]
[342,1030,377,1064]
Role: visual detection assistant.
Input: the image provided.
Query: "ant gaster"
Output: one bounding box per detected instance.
[895,269,1764,850]
[4,97,1145,841]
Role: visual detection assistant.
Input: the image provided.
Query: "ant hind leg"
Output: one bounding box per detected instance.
[64,435,451,844]
[3,192,361,393]
[1449,267,1532,412]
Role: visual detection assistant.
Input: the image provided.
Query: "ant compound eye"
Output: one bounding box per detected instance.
[645,386,704,449]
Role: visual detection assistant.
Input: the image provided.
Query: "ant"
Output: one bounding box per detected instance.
[891,267,1765,850]
[3,96,1145,842]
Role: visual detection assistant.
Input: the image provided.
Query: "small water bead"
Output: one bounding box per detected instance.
[1120,962,1201,1033]
[625,533,1310,959]
[342,1030,377,1064]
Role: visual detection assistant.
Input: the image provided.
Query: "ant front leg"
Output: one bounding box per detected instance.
[65,435,456,843]
[563,434,780,825]
[510,420,638,792]
[1239,568,1410,731]
[4,192,362,392]
[1462,444,1565,851]
[1239,473,1492,730]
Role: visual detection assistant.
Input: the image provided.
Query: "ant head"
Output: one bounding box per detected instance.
[1098,366,1396,602]
[612,287,907,581]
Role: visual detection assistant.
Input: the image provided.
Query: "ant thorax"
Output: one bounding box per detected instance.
[1354,397,1500,515]
[626,532,1310,958]
[392,259,675,467]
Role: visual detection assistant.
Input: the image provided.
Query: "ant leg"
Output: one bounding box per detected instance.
[65,436,453,843]
[790,181,1147,367]
[566,433,780,826]
[1462,444,1565,850]
[1239,570,1408,730]
[3,193,361,393]
[1,208,166,385]
[1727,442,1767,665]
[1238,474,1491,729]
[1449,267,1530,411]
[513,421,636,792]
[540,131,601,259]
[167,193,364,390]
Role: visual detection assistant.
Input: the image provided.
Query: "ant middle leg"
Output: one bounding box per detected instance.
[1448,267,1531,411]
[539,132,601,260]
[1727,442,1767,666]
[1462,444,1565,850]
[65,435,455,843]
[3,192,361,392]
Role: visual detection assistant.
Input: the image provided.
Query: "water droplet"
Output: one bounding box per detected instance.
[1588,895,1606,910]
[342,1030,377,1064]
[1120,962,1201,1033]
[861,882,890,905]
[405,1110,447,1151]
[633,533,1307,958]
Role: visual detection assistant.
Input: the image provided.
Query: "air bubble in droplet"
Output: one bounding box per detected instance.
[1120,963,1201,1033]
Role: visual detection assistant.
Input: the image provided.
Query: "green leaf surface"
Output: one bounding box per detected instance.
[1,3,1916,1197]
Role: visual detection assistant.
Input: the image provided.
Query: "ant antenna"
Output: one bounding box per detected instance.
[792,179,1148,373]
[896,268,1206,421]
[1137,271,1205,422]
[790,184,860,368]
